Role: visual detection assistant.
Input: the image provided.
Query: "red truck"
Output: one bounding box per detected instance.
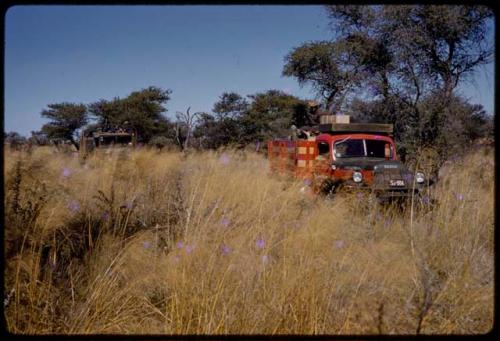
[268,117,427,201]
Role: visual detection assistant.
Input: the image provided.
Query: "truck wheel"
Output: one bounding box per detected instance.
[318,179,337,197]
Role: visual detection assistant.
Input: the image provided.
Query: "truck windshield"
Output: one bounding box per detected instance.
[334,139,392,158]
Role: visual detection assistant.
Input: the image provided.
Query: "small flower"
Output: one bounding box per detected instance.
[220,217,231,228]
[186,245,195,254]
[176,241,184,249]
[261,254,269,265]
[49,259,57,271]
[102,212,110,221]
[384,219,391,228]
[256,238,265,249]
[125,201,133,209]
[219,154,230,165]
[143,241,151,249]
[334,240,344,249]
[255,141,261,152]
[221,244,232,255]
[456,193,464,201]
[61,167,71,178]
[303,178,312,186]
[356,192,363,200]
[68,200,80,213]
[422,195,430,205]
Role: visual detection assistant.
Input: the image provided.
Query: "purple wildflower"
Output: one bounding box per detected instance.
[403,173,413,182]
[68,200,80,213]
[334,240,344,249]
[256,238,265,249]
[102,212,110,221]
[261,254,269,265]
[61,167,71,178]
[49,259,57,271]
[143,241,151,249]
[384,219,392,228]
[177,241,184,249]
[219,154,230,165]
[220,217,231,228]
[303,178,312,186]
[186,245,195,254]
[221,244,232,255]
[456,193,464,201]
[356,192,363,200]
[125,201,133,209]
[255,141,261,152]
[422,195,430,205]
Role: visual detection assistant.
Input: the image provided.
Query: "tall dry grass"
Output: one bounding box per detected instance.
[3,145,494,334]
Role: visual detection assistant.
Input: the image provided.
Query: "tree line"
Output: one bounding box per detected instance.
[6,5,493,166]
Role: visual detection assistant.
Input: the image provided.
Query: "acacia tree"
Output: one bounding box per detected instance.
[239,90,311,143]
[285,5,493,163]
[40,103,88,150]
[193,92,249,149]
[283,40,366,114]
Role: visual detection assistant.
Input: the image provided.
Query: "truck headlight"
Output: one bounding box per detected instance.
[416,172,425,184]
[353,171,363,183]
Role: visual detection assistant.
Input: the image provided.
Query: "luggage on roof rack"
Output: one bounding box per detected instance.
[318,123,393,135]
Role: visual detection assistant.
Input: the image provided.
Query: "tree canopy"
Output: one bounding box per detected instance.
[284,4,493,164]
[40,103,88,150]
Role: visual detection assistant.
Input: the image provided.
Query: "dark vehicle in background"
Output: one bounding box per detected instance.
[79,126,137,157]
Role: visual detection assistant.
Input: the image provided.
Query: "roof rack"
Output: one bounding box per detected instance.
[318,123,393,135]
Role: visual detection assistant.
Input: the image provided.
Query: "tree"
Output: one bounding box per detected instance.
[213,92,249,120]
[40,103,88,150]
[240,90,310,143]
[4,132,27,150]
[174,107,200,151]
[28,131,49,146]
[381,5,493,100]
[283,41,366,114]
[193,93,249,149]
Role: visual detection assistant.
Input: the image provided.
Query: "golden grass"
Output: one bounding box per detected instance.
[3,145,494,334]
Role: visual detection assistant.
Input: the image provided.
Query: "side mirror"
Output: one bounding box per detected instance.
[384,144,391,159]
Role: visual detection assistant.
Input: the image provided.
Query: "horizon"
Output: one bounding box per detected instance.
[5,5,495,137]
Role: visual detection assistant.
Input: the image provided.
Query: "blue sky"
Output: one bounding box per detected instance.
[5,5,495,136]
